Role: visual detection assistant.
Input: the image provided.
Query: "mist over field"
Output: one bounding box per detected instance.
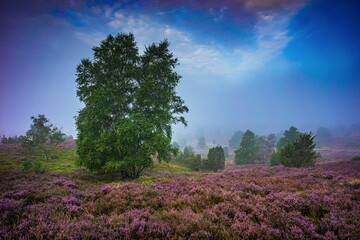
[1,0,360,139]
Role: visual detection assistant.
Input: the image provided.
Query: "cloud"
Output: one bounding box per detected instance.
[235,11,293,72]
[75,0,306,81]
[107,10,235,77]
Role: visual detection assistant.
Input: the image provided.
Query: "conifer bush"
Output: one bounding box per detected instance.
[279,132,317,167]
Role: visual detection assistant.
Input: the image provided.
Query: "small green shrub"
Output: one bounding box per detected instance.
[187,154,203,171]
[22,159,47,174]
[279,132,317,167]
[352,156,360,161]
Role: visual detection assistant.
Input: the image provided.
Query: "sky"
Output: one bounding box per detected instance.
[1,0,359,140]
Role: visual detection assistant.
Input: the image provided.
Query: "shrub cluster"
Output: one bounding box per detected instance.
[174,146,225,172]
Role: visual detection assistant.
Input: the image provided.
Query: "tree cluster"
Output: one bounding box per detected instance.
[21,114,65,160]
[75,33,188,179]
[174,146,225,172]
[1,135,23,144]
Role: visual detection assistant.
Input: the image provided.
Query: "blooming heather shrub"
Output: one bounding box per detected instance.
[0,153,360,239]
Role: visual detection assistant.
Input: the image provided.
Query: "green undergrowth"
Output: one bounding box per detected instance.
[134,162,196,184]
[0,150,22,171]
[0,146,79,173]
[0,145,199,184]
[151,161,196,174]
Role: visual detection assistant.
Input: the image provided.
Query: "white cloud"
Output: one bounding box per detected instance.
[235,11,293,72]
[76,7,298,82]
[107,11,232,76]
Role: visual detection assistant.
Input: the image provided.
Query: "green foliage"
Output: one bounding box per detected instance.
[197,136,207,149]
[229,130,243,149]
[352,156,360,161]
[279,132,317,167]
[270,152,281,166]
[187,154,203,171]
[22,159,47,174]
[235,130,258,165]
[180,146,194,160]
[277,126,300,150]
[204,146,225,171]
[173,146,202,171]
[22,114,65,160]
[75,33,188,179]
[1,135,23,144]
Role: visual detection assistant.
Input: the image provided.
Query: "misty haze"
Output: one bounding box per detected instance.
[0,0,359,239]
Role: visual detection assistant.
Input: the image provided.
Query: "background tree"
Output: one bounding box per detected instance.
[174,145,201,171]
[183,145,194,158]
[277,126,301,150]
[256,134,276,164]
[235,130,258,165]
[204,146,225,171]
[229,130,244,149]
[1,135,22,144]
[279,132,317,167]
[197,136,207,149]
[22,114,65,160]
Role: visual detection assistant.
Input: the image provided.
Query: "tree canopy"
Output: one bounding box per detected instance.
[277,126,300,150]
[75,33,188,178]
[279,132,317,167]
[204,146,225,171]
[235,130,258,165]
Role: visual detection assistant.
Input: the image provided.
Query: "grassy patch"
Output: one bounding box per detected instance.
[0,144,79,173]
[151,162,195,174]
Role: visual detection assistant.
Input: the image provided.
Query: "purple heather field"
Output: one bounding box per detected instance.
[0,143,359,239]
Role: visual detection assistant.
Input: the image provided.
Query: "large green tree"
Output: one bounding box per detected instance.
[75,33,188,178]
[235,130,258,165]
